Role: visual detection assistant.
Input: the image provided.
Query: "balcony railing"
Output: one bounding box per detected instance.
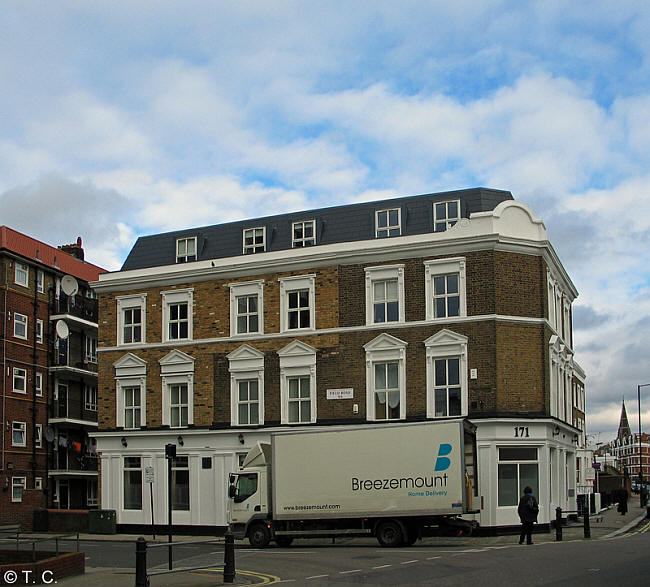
[53,294,98,323]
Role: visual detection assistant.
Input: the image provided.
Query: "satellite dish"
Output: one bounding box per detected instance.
[44,426,55,443]
[55,320,69,339]
[61,275,79,296]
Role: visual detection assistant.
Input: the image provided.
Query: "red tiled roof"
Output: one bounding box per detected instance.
[0,226,107,283]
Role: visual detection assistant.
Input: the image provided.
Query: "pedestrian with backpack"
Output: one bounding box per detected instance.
[518,486,539,545]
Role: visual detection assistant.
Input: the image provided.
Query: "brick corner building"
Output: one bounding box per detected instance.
[1,227,105,529]
[93,188,587,531]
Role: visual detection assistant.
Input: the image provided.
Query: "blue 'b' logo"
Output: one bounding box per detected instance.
[434,444,452,471]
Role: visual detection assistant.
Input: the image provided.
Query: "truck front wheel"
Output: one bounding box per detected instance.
[376,520,404,547]
[248,523,271,548]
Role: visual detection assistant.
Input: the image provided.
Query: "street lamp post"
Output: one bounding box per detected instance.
[638,383,650,507]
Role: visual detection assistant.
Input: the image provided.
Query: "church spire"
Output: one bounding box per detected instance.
[617,400,632,440]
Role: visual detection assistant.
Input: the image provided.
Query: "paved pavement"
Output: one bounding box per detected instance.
[16,503,650,585]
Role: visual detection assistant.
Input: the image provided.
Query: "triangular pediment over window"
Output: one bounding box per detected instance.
[424,329,468,347]
[159,349,195,367]
[278,340,316,358]
[159,349,195,376]
[363,332,408,352]
[113,353,147,369]
[227,344,264,361]
[227,343,265,373]
[113,353,146,377]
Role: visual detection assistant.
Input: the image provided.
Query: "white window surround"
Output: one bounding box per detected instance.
[37,270,44,293]
[35,372,43,396]
[161,289,193,343]
[228,280,265,337]
[114,353,147,429]
[363,333,408,421]
[292,220,316,247]
[13,367,27,393]
[278,340,317,425]
[36,424,42,448]
[424,257,467,321]
[433,199,461,232]
[12,477,26,502]
[364,265,405,326]
[12,421,27,446]
[279,274,316,333]
[160,350,195,428]
[375,208,402,238]
[117,294,147,346]
[36,319,44,344]
[227,344,265,426]
[549,335,573,422]
[14,312,28,340]
[85,335,97,363]
[424,329,469,419]
[15,262,29,287]
[85,384,98,411]
[243,227,266,254]
[176,236,197,263]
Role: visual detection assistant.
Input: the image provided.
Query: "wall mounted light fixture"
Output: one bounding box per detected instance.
[120,437,128,448]
[177,435,184,447]
[553,426,560,436]
[238,433,245,445]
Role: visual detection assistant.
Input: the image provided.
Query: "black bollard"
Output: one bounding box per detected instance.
[583,508,591,539]
[223,531,236,583]
[135,537,149,587]
[555,507,562,541]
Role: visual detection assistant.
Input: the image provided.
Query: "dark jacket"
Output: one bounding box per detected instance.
[518,493,539,523]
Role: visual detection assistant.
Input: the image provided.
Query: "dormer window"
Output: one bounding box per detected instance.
[243,227,265,254]
[176,237,197,263]
[433,200,460,232]
[292,220,316,247]
[375,208,401,238]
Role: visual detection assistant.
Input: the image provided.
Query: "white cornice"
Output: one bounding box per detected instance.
[94,234,570,293]
[98,313,556,353]
[92,200,577,300]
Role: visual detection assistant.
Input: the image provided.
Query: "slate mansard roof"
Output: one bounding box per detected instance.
[122,187,513,271]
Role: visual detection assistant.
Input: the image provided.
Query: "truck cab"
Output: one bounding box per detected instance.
[228,443,273,547]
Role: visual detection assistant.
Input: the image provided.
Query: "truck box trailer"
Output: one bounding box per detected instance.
[228,420,477,547]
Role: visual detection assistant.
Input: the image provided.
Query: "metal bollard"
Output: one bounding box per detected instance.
[135,537,149,587]
[583,508,591,539]
[223,531,236,583]
[555,507,562,541]
[646,505,650,519]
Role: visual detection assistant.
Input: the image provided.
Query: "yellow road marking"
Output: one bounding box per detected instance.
[190,568,282,583]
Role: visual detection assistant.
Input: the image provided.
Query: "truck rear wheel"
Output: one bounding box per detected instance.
[376,520,404,547]
[248,523,271,548]
[275,536,294,547]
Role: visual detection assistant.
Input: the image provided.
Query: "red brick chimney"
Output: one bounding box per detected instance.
[58,236,85,261]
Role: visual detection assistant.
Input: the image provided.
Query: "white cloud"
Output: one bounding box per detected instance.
[3,1,650,442]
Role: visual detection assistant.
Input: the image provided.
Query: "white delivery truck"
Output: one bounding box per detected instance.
[228,420,477,547]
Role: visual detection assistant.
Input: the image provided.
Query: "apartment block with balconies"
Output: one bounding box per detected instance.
[0,228,105,529]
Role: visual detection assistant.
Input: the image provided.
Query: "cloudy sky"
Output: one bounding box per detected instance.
[2,1,649,442]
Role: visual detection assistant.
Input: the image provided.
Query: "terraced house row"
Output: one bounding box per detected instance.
[92,187,588,532]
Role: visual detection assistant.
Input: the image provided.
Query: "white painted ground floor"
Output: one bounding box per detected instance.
[93,418,581,530]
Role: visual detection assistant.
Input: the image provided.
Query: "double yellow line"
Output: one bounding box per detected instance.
[191,568,282,583]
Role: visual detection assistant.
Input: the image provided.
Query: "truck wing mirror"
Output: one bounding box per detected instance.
[228,485,236,498]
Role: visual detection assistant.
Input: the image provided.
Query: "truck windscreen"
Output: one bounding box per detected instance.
[234,473,258,503]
